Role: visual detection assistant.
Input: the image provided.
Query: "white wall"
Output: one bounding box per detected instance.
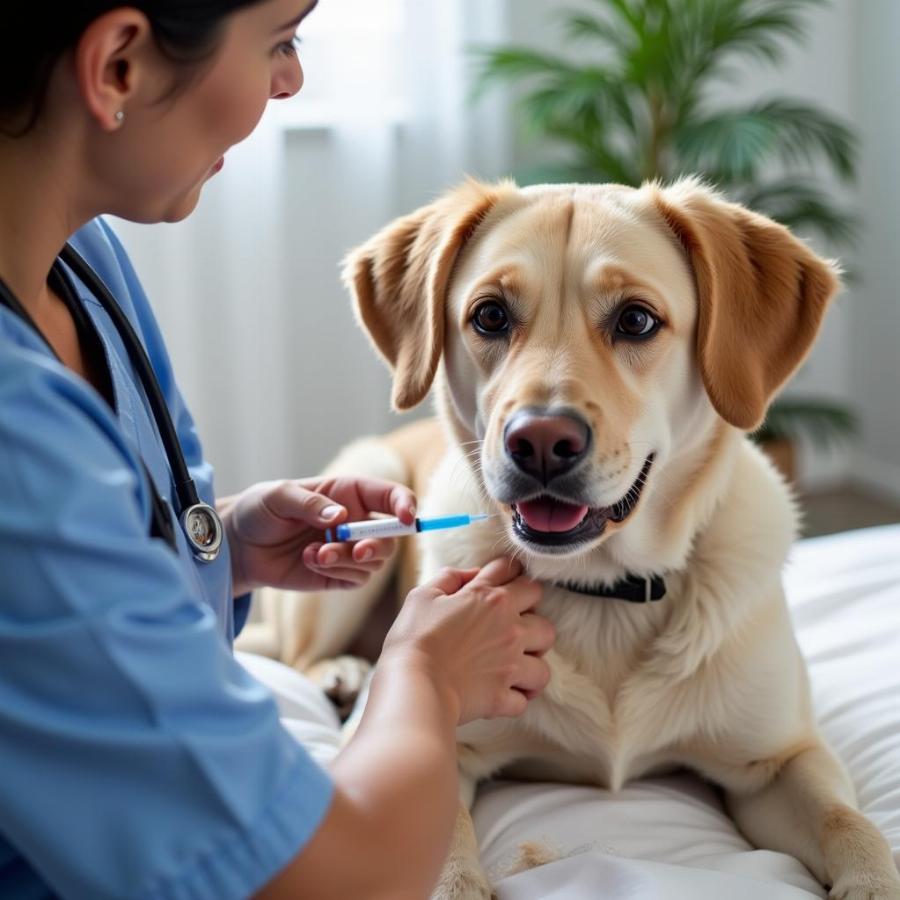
[851,0,900,500]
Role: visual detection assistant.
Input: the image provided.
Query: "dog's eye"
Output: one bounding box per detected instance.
[615,305,660,339]
[472,300,510,336]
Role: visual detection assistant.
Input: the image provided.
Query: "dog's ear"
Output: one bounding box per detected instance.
[650,178,841,431]
[343,179,512,411]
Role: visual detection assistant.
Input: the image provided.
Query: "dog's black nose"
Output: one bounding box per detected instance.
[504,409,591,483]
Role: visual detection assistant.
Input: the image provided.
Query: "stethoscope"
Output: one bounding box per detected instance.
[0,243,224,562]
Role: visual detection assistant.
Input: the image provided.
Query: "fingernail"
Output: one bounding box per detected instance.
[321,505,342,521]
[408,504,417,519]
[322,551,338,565]
[360,549,373,562]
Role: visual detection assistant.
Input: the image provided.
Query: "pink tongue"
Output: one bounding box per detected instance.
[517,498,589,533]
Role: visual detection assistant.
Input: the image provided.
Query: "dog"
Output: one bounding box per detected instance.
[241,177,900,899]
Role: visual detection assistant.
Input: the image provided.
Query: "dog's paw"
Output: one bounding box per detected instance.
[430,873,493,900]
[828,870,900,900]
[829,889,900,900]
[823,805,900,900]
[431,861,494,900]
[305,655,372,721]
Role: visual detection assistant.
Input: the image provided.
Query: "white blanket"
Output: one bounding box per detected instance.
[238,523,900,898]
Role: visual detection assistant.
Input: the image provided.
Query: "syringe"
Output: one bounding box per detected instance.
[325,513,495,543]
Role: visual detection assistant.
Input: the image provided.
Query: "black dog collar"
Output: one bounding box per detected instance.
[553,573,667,603]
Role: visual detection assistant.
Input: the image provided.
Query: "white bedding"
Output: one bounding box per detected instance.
[238,523,900,898]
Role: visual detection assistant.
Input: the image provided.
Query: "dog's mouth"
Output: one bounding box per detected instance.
[510,455,654,550]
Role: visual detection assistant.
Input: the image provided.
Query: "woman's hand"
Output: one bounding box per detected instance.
[218,476,417,595]
[381,557,555,724]
[255,557,554,900]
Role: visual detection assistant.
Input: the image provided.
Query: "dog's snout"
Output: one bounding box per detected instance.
[504,409,591,483]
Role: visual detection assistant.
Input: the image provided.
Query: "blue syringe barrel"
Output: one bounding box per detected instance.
[416,514,473,532]
[325,513,490,542]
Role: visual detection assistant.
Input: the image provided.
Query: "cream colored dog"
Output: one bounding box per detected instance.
[242,178,900,899]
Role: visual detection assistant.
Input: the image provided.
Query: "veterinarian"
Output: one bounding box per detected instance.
[0,2,556,898]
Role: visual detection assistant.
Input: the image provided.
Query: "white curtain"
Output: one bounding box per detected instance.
[113,0,511,495]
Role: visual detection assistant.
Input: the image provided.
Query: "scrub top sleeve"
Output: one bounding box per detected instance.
[92,219,254,628]
[0,357,333,900]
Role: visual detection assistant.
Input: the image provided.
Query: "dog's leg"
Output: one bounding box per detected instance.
[727,743,900,899]
[431,804,493,900]
[430,774,494,900]
[305,655,373,722]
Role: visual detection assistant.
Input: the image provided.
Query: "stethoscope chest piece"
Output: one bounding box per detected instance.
[182,502,224,562]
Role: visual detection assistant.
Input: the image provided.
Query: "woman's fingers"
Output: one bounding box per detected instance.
[521,610,556,656]
[317,567,374,586]
[510,652,552,700]
[303,560,378,587]
[260,480,348,526]
[468,557,523,587]
[468,559,543,615]
[304,541,392,569]
[258,478,418,540]
[302,476,417,526]
[419,566,482,598]
[347,478,417,524]
[349,538,396,564]
[490,659,552,718]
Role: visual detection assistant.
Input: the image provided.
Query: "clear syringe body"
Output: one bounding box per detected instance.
[325,513,492,543]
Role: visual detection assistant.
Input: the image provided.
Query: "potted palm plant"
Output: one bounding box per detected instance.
[472,0,858,481]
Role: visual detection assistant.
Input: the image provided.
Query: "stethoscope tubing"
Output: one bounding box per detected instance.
[0,243,223,562]
[60,245,200,513]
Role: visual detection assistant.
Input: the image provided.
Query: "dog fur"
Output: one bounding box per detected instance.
[241,178,900,899]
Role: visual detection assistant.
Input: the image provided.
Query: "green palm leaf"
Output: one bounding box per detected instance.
[675,109,777,180]
[736,179,859,244]
[562,10,635,57]
[675,101,857,183]
[700,0,816,64]
[468,47,577,102]
[753,400,858,447]
[756,100,857,180]
[470,0,858,241]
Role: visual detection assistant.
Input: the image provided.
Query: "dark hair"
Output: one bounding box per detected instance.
[1,2,267,135]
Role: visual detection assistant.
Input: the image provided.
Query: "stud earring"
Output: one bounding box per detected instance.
[115,110,125,124]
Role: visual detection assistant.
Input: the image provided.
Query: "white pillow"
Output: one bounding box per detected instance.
[784,525,900,857]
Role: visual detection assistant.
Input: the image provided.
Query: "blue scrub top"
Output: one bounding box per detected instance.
[0,220,333,900]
